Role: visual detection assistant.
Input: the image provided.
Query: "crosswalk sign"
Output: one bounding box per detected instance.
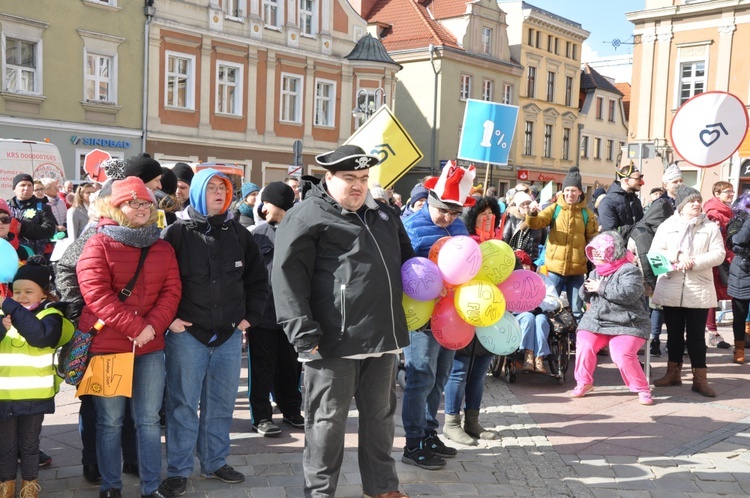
[345,105,423,189]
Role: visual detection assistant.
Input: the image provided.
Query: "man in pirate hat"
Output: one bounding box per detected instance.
[272,144,414,498]
[597,162,644,240]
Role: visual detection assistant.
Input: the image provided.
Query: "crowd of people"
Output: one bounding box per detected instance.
[0,148,744,498]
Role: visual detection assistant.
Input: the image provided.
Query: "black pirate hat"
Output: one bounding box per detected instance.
[315,145,380,172]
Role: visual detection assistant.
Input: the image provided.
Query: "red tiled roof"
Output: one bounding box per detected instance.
[431,0,469,19]
[365,0,463,51]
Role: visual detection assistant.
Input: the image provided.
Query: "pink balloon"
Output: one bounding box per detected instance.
[437,236,482,286]
[431,295,475,350]
[497,270,547,313]
[401,257,444,301]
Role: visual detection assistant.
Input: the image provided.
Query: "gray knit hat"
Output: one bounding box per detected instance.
[562,166,583,191]
[675,184,702,212]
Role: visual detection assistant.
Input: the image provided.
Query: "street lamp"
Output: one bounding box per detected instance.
[352,88,385,126]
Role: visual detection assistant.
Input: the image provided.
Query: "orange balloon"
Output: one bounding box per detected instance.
[428,236,452,265]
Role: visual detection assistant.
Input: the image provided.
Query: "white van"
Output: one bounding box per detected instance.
[0,139,65,200]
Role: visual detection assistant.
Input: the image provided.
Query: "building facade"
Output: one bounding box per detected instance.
[626,0,750,197]
[1,1,145,182]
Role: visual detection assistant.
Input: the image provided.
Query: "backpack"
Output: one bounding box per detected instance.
[726,214,746,251]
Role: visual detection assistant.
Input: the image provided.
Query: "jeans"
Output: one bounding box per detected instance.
[444,354,494,414]
[662,306,708,368]
[302,355,399,497]
[165,329,242,477]
[517,312,551,357]
[650,308,664,341]
[94,351,165,495]
[546,272,585,319]
[79,395,137,466]
[401,329,455,446]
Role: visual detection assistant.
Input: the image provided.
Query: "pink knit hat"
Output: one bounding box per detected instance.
[110,177,155,207]
[0,198,10,215]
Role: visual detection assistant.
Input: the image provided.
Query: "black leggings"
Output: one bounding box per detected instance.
[732,299,750,343]
[0,413,44,481]
[662,306,708,368]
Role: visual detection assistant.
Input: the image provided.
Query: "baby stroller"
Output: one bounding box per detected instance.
[490,305,576,385]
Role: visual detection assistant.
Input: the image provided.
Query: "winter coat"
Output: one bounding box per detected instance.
[77,219,182,356]
[526,196,598,277]
[46,195,67,227]
[55,226,95,326]
[628,197,674,292]
[66,205,89,241]
[596,181,643,240]
[161,207,268,347]
[704,196,733,300]
[501,206,544,262]
[403,203,469,258]
[7,196,57,256]
[0,300,73,419]
[251,222,281,330]
[272,182,415,359]
[651,213,725,309]
[577,264,650,340]
[727,216,750,300]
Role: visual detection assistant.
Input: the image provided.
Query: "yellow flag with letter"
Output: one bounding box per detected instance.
[75,344,135,398]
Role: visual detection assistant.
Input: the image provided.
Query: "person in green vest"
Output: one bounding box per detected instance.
[0,256,74,498]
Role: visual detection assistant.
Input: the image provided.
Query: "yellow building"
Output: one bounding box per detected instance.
[501,1,591,191]
[626,0,750,196]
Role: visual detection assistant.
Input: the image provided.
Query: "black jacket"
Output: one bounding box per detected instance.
[251,222,281,330]
[162,207,268,347]
[7,196,57,256]
[272,182,415,359]
[629,196,673,291]
[597,181,644,240]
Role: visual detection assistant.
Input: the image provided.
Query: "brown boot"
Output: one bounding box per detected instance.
[522,349,534,371]
[653,361,683,387]
[19,479,40,498]
[745,321,750,337]
[691,367,716,397]
[0,480,16,498]
[534,356,548,374]
[734,341,745,364]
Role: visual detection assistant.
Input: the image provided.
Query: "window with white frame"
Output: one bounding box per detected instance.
[594,137,602,159]
[263,0,281,28]
[595,96,603,119]
[546,71,555,103]
[482,27,492,55]
[608,99,616,122]
[314,79,335,126]
[4,37,40,94]
[482,79,493,102]
[679,60,705,106]
[280,73,303,122]
[299,0,315,35]
[84,53,114,102]
[580,135,589,158]
[165,51,195,109]
[565,76,573,107]
[562,127,570,160]
[606,139,614,161]
[460,74,471,101]
[216,61,243,115]
[543,124,553,158]
[524,121,534,156]
[502,83,512,104]
[527,66,536,98]
[224,0,244,18]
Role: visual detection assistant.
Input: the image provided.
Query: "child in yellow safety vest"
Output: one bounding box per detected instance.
[0,256,73,498]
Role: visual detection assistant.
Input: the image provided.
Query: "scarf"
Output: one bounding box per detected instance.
[676,214,702,255]
[99,223,161,248]
[238,201,254,218]
[594,250,635,276]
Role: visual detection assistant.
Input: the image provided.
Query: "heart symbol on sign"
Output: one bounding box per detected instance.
[699,129,721,147]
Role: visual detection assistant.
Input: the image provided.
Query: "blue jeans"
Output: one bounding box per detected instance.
[444,354,494,414]
[651,308,664,341]
[517,312,551,357]
[547,272,585,319]
[401,329,455,446]
[94,351,165,495]
[165,329,242,477]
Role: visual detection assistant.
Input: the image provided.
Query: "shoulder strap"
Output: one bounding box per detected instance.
[582,207,589,226]
[118,246,151,302]
[551,204,561,222]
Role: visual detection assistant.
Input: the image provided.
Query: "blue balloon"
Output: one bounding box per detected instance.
[0,238,19,283]
[475,312,522,355]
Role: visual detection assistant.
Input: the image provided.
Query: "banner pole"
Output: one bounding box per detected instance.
[483,161,490,194]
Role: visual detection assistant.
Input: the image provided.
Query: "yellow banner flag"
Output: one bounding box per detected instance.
[76,351,134,398]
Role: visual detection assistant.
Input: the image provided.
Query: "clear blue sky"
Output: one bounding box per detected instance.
[500,0,645,59]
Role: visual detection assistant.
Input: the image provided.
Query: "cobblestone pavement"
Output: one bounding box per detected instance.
[34,327,750,497]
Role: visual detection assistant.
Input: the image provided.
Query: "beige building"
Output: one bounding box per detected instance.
[146,0,400,187]
[1,1,145,181]
[578,64,629,191]
[354,0,524,194]
[501,1,592,191]
[626,0,750,197]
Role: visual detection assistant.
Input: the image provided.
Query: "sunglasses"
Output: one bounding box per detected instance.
[0,214,11,224]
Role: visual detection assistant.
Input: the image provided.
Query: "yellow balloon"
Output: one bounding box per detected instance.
[402,294,435,331]
[474,239,516,284]
[454,280,506,327]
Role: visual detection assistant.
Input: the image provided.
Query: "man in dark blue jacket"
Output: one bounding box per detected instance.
[597,163,644,240]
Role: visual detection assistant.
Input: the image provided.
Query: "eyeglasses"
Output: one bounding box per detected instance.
[628,175,644,181]
[206,184,227,193]
[437,207,462,218]
[125,200,153,209]
[33,188,44,192]
[0,215,11,224]
[721,189,735,195]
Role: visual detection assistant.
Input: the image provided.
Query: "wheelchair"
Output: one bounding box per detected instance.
[489,312,574,385]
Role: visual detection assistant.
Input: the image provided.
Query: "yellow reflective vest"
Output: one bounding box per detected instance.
[0,306,74,401]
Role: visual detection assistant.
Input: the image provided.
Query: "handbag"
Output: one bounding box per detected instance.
[62,246,150,386]
[544,297,577,335]
[717,260,730,287]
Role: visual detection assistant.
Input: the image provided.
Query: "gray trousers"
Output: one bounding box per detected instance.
[302,354,400,497]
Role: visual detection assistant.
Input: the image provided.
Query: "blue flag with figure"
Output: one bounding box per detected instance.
[457,99,519,165]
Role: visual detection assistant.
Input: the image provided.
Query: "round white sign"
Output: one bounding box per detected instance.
[670,91,749,168]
